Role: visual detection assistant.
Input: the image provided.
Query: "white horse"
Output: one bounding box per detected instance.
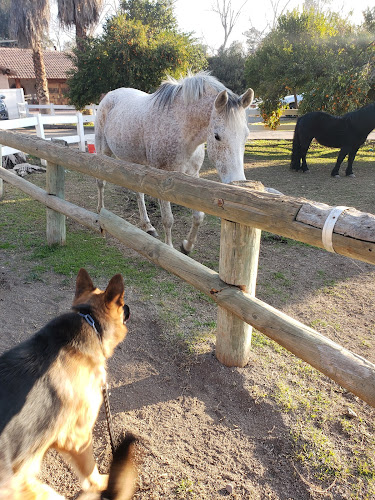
[95,71,253,254]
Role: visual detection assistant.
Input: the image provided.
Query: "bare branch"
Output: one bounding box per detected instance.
[211,0,249,50]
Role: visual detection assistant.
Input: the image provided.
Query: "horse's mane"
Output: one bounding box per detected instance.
[151,71,241,113]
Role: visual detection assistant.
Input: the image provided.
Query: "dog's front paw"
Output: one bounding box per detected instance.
[82,470,109,491]
[95,473,109,491]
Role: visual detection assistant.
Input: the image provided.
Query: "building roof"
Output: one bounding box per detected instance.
[0,48,74,79]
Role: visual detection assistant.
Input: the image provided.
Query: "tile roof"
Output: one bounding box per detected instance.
[0,48,74,79]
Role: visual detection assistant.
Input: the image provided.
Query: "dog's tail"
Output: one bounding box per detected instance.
[78,434,139,500]
[290,118,301,170]
[103,434,139,500]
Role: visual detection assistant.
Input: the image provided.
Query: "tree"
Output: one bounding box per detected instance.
[121,0,177,32]
[244,9,374,127]
[0,0,11,41]
[66,1,207,108]
[362,7,375,100]
[207,42,247,94]
[363,6,375,32]
[10,0,50,105]
[243,26,265,55]
[56,0,104,51]
[243,0,292,54]
[211,0,248,50]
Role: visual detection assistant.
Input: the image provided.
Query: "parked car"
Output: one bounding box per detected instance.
[281,94,303,109]
[250,97,263,108]
[0,95,9,120]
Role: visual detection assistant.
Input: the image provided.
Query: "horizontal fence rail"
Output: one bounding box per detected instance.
[0,113,95,156]
[20,103,99,116]
[1,165,375,408]
[1,130,374,265]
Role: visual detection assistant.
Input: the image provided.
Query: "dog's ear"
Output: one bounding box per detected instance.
[104,274,125,307]
[75,268,95,299]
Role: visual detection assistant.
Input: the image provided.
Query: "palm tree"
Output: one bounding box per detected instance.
[56,0,104,51]
[10,0,50,106]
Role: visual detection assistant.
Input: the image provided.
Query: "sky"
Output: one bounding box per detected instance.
[173,0,373,51]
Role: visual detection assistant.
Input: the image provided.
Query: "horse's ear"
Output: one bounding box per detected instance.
[215,90,229,112]
[240,88,254,109]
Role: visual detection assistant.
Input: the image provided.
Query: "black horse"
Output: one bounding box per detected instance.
[290,103,375,177]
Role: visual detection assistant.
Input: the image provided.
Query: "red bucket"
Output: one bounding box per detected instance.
[87,144,96,154]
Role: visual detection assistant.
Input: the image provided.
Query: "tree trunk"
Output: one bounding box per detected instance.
[76,22,87,53]
[32,40,49,112]
[294,90,299,109]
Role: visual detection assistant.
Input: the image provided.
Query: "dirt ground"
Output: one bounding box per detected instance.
[1,140,375,499]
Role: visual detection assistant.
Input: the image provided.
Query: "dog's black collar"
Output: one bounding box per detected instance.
[77,311,105,353]
[75,310,118,457]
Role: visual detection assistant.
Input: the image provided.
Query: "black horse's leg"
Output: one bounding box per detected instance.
[331,148,349,177]
[345,147,360,177]
[290,126,302,170]
[300,138,313,172]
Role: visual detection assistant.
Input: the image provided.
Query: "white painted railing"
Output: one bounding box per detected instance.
[247,107,299,118]
[18,102,99,117]
[0,112,95,157]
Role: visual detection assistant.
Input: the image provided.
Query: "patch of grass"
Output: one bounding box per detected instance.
[0,242,16,249]
[261,231,312,248]
[175,478,195,498]
[158,280,179,297]
[272,271,291,286]
[0,188,158,297]
[26,231,157,293]
[274,381,299,412]
[245,140,292,161]
[251,330,272,348]
[294,426,342,479]
[249,384,268,402]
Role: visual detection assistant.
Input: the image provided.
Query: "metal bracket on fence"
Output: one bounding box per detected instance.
[322,206,349,253]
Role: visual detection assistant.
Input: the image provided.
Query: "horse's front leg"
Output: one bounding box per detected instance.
[96,179,106,212]
[158,199,174,247]
[181,210,205,255]
[345,147,359,177]
[301,155,309,172]
[136,192,158,237]
[331,148,348,177]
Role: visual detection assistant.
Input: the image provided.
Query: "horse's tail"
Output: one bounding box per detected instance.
[95,92,116,156]
[290,119,301,170]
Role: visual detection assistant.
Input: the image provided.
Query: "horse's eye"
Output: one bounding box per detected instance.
[214,133,221,141]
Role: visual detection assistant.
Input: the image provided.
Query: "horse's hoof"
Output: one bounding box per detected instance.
[180,244,190,255]
[303,170,310,174]
[147,230,159,238]
[180,240,193,255]
[347,173,356,178]
[332,174,340,179]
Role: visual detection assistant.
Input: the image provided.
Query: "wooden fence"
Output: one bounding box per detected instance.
[1,129,375,408]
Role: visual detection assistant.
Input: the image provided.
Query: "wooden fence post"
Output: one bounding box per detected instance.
[46,139,66,245]
[216,180,264,367]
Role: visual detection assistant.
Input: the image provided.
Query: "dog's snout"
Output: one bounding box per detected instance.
[123,304,130,322]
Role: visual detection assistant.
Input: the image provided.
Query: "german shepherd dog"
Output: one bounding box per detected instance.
[0,269,133,499]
